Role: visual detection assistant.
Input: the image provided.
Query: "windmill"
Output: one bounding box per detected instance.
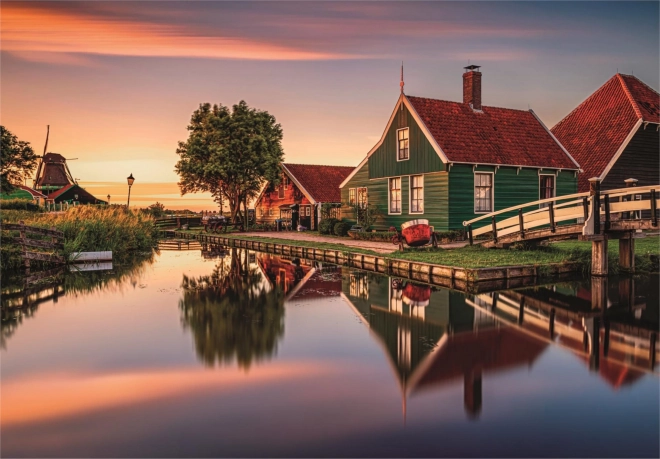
[33,125,78,194]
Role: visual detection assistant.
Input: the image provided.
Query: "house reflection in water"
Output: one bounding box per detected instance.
[256,253,314,294]
[339,270,550,419]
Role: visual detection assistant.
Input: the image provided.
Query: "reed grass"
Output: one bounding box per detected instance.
[1,207,158,270]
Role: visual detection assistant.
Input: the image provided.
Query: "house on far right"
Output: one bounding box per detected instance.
[551,73,659,192]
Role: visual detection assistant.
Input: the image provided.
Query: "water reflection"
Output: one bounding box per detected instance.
[179,249,315,369]
[1,254,154,349]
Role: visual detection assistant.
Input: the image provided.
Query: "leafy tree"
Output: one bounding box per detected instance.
[175,101,284,227]
[1,126,38,194]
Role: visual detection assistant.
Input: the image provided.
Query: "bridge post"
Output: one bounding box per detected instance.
[619,232,635,273]
[591,235,608,276]
[589,178,601,235]
[591,276,608,310]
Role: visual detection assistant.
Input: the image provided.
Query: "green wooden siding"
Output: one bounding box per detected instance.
[341,159,449,231]
[368,102,444,179]
[448,164,578,230]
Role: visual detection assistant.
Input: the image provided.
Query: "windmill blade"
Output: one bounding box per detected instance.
[33,125,49,188]
[43,125,49,156]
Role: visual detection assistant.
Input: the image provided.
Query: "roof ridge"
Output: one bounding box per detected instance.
[283,162,354,168]
[407,94,534,114]
[552,74,623,130]
[617,74,643,120]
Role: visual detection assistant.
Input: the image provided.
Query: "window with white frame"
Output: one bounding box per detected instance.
[349,188,356,205]
[539,175,555,208]
[474,173,493,213]
[397,128,409,161]
[389,177,401,213]
[410,175,424,213]
[357,187,368,208]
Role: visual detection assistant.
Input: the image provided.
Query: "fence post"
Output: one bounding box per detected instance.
[548,202,556,233]
[589,178,601,234]
[491,216,498,243]
[19,221,30,271]
[651,189,658,227]
[582,196,589,221]
[467,224,473,246]
[518,209,525,238]
[604,195,611,231]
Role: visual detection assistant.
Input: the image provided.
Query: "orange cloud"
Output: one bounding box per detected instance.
[1,362,336,427]
[1,4,351,61]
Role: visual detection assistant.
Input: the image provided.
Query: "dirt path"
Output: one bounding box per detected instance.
[240,231,468,254]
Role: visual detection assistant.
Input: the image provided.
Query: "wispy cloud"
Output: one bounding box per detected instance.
[0,4,352,61]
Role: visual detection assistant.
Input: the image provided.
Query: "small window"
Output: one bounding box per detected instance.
[283,176,290,190]
[269,208,274,216]
[357,187,368,208]
[389,178,401,213]
[410,175,424,213]
[474,173,493,213]
[397,128,409,161]
[349,188,356,205]
[539,175,555,208]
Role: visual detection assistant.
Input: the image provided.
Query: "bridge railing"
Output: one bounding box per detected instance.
[463,184,659,244]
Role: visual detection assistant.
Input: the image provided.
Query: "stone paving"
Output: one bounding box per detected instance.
[240,231,468,254]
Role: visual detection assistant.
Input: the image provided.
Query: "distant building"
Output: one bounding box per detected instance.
[552,73,659,191]
[33,152,106,204]
[254,163,353,230]
[46,183,107,205]
[340,65,580,230]
[0,184,47,205]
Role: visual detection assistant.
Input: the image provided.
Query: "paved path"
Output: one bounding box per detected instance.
[240,231,468,254]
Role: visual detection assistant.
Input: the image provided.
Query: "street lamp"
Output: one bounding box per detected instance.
[127,173,135,208]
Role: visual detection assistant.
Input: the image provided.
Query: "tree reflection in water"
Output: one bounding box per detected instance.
[179,248,285,370]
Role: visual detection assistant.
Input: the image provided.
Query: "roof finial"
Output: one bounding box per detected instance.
[400,61,405,94]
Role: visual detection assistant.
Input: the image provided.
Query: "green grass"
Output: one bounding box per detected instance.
[1,207,159,270]
[190,231,659,272]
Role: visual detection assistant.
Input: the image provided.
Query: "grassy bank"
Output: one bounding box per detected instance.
[1,207,159,270]
[183,231,659,273]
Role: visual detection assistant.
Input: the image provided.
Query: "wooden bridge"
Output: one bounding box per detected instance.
[464,179,659,275]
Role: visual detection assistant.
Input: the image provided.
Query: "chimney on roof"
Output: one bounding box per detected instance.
[463,65,482,110]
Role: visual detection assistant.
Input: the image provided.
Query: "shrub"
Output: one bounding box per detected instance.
[435,230,465,243]
[318,218,339,235]
[333,221,351,237]
[348,230,398,242]
[1,198,42,212]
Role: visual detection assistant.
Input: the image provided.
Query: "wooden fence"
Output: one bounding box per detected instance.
[3,221,65,269]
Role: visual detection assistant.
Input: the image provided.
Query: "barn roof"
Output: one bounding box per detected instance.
[551,74,660,191]
[282,163,354,203]
[406,95,579,170]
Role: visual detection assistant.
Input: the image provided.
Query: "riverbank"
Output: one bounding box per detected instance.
[1,207,158,271]
[173,229,659,274]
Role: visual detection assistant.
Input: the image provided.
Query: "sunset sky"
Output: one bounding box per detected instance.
[2,1,658,210]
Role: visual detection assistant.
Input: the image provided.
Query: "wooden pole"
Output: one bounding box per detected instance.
[589,178,601,234]
[548,202,555,233]
[518,209,524,238]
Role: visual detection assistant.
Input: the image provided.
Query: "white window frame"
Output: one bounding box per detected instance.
[474,172,494,214]
[396,127,409,162]
[357,187,368,209]
[409,175,424,214]
[539,173,556,209]
[388,177,402,215]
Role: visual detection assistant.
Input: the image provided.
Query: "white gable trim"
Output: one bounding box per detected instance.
[529,109,582,171]
[599,118,644,182]
[281,164,317,205]
[339,94,450,189]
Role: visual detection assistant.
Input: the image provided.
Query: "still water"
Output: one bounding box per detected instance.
[2,247,658,458]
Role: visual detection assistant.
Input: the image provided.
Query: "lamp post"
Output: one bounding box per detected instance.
[127,173,135,208]
[74,194,78,206]
[107,194,111,205]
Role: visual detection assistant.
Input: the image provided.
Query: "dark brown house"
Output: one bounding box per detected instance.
[552,73,659,191]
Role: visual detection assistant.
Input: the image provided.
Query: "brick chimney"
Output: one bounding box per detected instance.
[463,65,482,110]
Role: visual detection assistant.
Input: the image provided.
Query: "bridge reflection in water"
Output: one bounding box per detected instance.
[277,256,658,420]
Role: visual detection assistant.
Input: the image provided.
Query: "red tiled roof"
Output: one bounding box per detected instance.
[47,183,74,200]
[406,95,578,169]
[17,185,47,199]
[283,163,354,203]
[551,74,659,191]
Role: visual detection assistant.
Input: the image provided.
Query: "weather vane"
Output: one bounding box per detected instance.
[400,62,405,94]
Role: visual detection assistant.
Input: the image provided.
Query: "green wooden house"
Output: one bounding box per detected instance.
[340,65,581,231]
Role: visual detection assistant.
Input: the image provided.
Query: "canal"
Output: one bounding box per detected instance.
[1,247,658,457]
